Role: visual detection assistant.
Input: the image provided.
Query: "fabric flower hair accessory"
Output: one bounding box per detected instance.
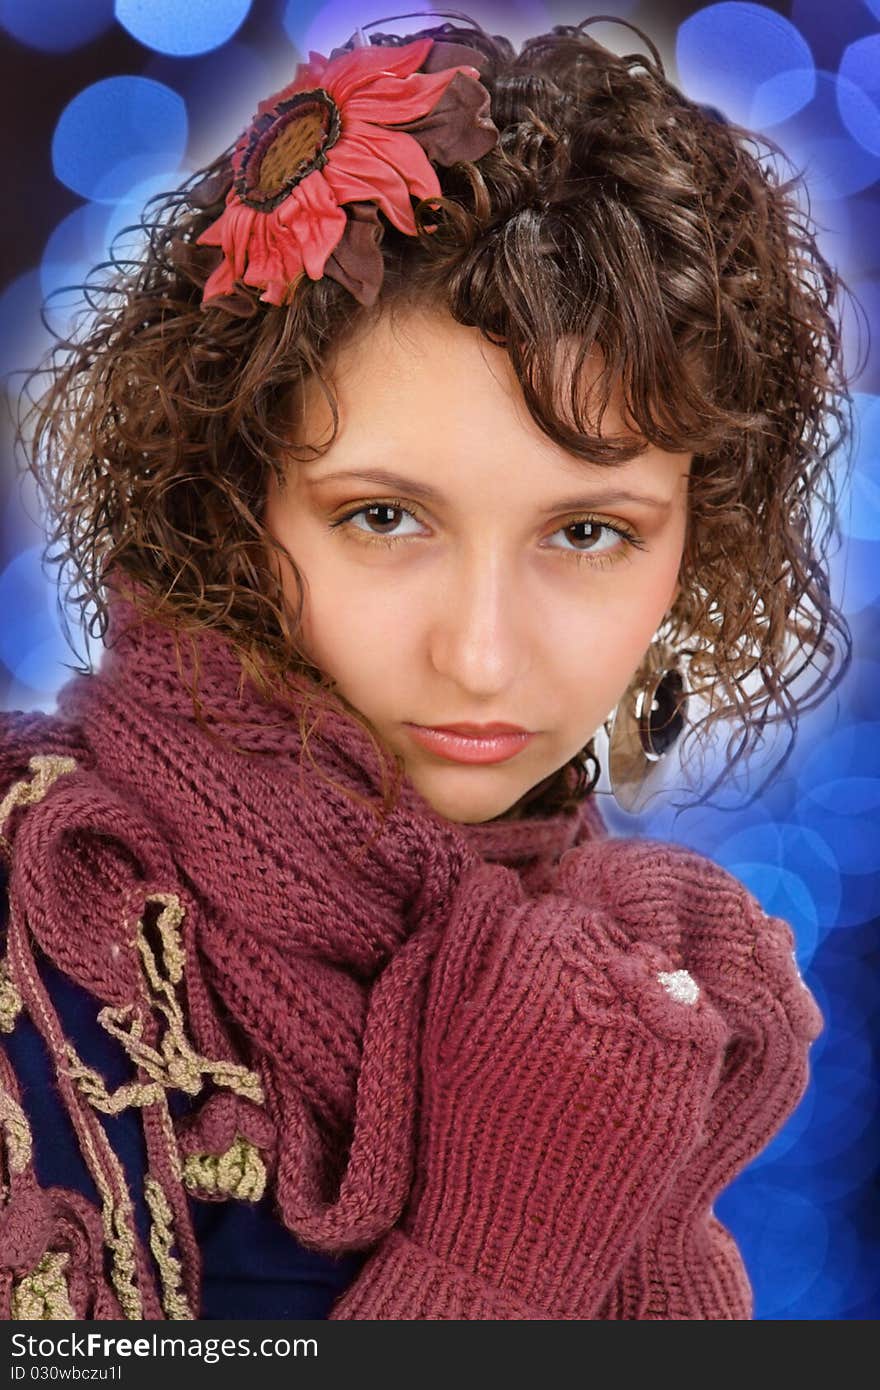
[192,37,498,312]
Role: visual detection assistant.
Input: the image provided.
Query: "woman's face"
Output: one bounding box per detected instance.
[265,307,692,824]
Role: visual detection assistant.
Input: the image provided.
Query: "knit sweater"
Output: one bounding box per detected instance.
[0,602,824,1320]
[0,862,372,1318]
[0,802,599,1319]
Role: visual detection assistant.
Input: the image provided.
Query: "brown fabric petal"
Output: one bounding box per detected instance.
[323,202,386,306]
[170,239,260,319]
[395,71,498,166]
[188,168,234,209]
[420,41,490,74]
[169,238,224,288]
[327,39,489,74]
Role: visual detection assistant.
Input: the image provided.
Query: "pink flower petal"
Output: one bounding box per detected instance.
[241,215,274,284]
[343,64,478,125]
[205,202,258,269]
[201,256,237,303]
[258,275,293,306]
[323,137,418,235]
[236,214,303,303]
[341,121,441,201]
[319,161,399,222]
[266,217,305,285]
[196,205,232,249]
[323,37,433,107]
[271,222,305,284]
[200,204,254,274]
[255,58,324,118]
[196,203,256,278]
[231,206,259,277]
[283,170,348,278]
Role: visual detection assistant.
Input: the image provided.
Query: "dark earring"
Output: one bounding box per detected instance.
[602,640,689,813]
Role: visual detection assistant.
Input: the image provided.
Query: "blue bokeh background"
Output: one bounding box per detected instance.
[1,0,877,1319]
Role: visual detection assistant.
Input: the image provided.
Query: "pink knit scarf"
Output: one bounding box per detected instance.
[0,595,603,1318]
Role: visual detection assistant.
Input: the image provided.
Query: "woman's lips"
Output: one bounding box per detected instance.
[404,723,536,764]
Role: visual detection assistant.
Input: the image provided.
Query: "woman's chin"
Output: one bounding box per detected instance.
[400,758,554,826]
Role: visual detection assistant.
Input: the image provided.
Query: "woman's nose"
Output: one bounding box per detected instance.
[426,551,531,696]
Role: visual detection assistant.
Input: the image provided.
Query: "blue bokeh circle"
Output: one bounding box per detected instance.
[51,76,188,202]
[114,0,252,57]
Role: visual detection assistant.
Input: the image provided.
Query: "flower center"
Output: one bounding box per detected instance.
[235,89,341,211]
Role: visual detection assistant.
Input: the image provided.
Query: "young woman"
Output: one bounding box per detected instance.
[0,14,852,1320]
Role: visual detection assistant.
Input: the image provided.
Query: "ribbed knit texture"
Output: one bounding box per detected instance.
[331,832,824,1320]
[0,595,823,1319]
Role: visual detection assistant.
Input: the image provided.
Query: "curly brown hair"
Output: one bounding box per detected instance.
[16,13,860,823]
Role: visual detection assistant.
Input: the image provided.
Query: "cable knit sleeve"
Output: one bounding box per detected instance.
[330,853,738,1320]
[330,835,823,1321]
[555,836,825,1319]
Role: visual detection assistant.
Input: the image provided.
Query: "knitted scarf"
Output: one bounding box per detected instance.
[0,596,604,1319]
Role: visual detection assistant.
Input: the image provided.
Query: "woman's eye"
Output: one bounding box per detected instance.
[545,518,637,558]
[341,502,422,538]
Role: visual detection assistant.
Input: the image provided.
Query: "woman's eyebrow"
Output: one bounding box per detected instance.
[307,467,674,511]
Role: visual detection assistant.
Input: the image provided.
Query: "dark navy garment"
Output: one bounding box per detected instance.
[0,865,369,1319]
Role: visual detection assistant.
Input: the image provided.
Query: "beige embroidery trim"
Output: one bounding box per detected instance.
[0,1087,32,1178]
[0,754,78,857]
[64,893,264,1113]
[1,751,270,1321]
[11,1250,76,1320]
[183,1136,267,1202]
[143,1176,194,1321]
[0,956,22,1033]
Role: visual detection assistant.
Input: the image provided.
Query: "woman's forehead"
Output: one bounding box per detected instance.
[286,310,691,506]
[293,305,650,441]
